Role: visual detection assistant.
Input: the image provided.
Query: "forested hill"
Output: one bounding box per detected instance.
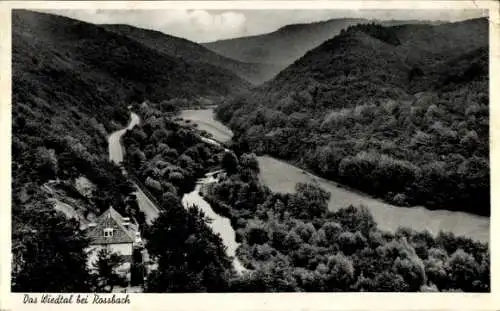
[103,24,281,84]
[11,9,248,291]
[12,8,250,196]
[202,18,445,76]
[13,10,250,102]
[259,18,487,98]
[203,18,366,65]
[216,18,489,216]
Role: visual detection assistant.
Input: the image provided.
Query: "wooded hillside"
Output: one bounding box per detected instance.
[11,9,249,291]
[216,18,489,216]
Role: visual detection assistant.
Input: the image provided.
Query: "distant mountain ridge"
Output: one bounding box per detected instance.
[202,17,448,79]
[102,24,281,84]
[203,18,366,67]
[255,17,488,101]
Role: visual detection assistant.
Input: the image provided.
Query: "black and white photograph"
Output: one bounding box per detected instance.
[2,0,497,305]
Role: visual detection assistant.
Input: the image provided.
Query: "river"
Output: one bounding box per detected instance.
[109,111,246,273]
[180,109,490,243]
[182,172,247,273]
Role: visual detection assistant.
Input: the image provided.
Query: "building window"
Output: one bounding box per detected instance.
[103,228,114,237]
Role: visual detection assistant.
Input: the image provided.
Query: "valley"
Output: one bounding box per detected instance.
[11,9,491,293]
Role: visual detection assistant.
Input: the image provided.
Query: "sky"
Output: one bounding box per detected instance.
[43,9,488,43]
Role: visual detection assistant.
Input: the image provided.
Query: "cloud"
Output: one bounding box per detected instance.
[187,10,247,41]
[42,9,247,42]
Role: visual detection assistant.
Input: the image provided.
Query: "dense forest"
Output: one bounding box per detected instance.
[11,10,248,292]
[122,102,237,291]
[216,19,489,216]
[122,102,225,196]
[120,102,489,292]
[203,153,490,292]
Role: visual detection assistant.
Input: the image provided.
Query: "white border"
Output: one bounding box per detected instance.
[0,1,498,310]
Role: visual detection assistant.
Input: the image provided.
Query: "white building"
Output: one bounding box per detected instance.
[85,206,143,282]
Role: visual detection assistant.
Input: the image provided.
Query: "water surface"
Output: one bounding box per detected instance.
[181,108,490,243]
[182,173,246,273]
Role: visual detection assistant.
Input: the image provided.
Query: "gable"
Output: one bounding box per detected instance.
[86,207,138,245]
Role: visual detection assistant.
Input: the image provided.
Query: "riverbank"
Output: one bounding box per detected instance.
[179,108,490,243]
[182,174,247,274]
[257,155,489,242]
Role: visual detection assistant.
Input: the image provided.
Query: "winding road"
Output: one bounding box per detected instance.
[108,112,140,164]
[108,112,160,225]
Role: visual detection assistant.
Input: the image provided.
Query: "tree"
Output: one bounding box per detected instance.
[246,221,270,245]
[338,231,367,256]
[424,248,448,290]
[331,205,376,236]
[91,248,128,292]
[222,151,239,175]
[145,204,233,292]
[240,153,260,173]
[292,221,316,243]
[243,256,299,292]
[371,271,410,292]
[445,249,482,292]
[320,221,343,244]
[325,253,355,291]
[283,231,302,251]
[145,177,162,192]
[293,267,325,291]
[32,147,58,181]
[293,183,330,219]
[392,256,427,291]
[12,202,92,292]
[289,243,317,269]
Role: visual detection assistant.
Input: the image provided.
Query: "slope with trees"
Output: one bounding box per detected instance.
[216,18,489,216]
[203,18,367,77]
[12,9,249,292]
[204,18,369,64]
[103,24,281,84]
[203,154,490,292]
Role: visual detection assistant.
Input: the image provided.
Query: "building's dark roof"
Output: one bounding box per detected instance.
[86,207,138,245]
